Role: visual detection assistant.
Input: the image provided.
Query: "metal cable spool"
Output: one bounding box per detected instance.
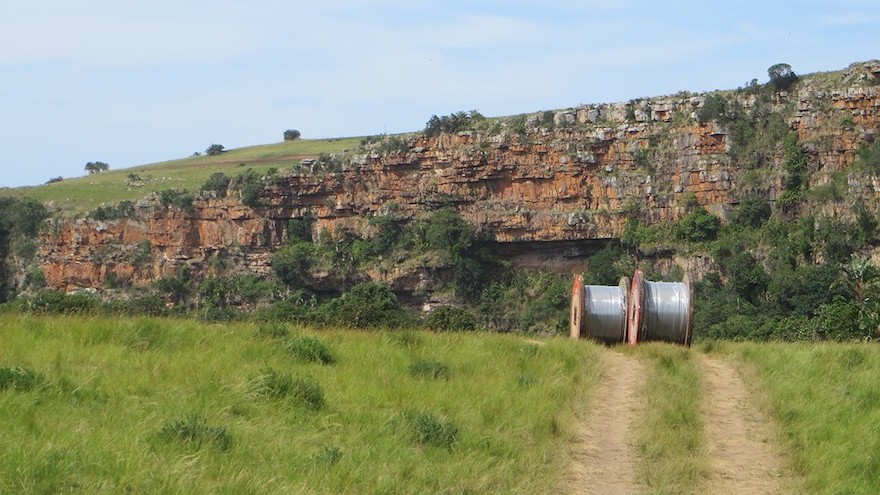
[627,269,693,346]
[570,275,630,344]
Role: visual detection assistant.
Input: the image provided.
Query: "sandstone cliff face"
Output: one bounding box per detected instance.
[38,62,880,292]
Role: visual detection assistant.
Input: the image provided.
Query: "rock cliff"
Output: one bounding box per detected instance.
[37,61,880,292]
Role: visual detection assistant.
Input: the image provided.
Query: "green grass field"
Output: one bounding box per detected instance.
[0,314,598,494]
[3,314,880,494]
[0,137,363,216]
[733,342,880,494]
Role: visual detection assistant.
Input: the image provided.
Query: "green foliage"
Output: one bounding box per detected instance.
[89,200,136,221]
[408,359,450,380]
[310,445,342,466]
[200,172,231,196]
[272,242,314,289]
[197,275,277,310]
[730,195,770,229]
[158,189,195,211]
[727,99,790,170]
[477,271,571,334]
[158,413,232,451]
[424,110,485,137]
[84,161,110,174]
[721,252,768,304]
[855,139,880,174]
[283,129,301,141]
[315,153,343,173]
[205,144,225,156]
[321,283,409,329]
[153,266,194,306]
[677,207,720,243]
[0,366,44,391]
[767,63,798,92]
[231,169,263,206]
[425,306,477,331]
[0,196,49,302]
[288,215,314,243]
[379,135,410,154]
[816,300,865,340]
[696,93,729,123]
[287,336,336,365]
[409,410,458,449]
[27,290,99,315]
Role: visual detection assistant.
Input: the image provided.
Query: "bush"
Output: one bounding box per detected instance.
[249,369,325,410]
[27,290,98,315]
[201,172,231,196]
[230,169,263,206]
[730,195,770,229]
[158,413,231,451]
[424,110,484,137]
[425,306,477,331]
[272,242,314,289]
[158,189,195,211]
[287,336,335,364]
[409,359,450,380]
[283,129,301,141]
[678,207,720,242]
[89,200,136,221]
[0,366,44,391]
[409,410,458,449]
[696,93,729,123]
[816,300,865,341]
[205,144,225,156]
[321,282,409,329]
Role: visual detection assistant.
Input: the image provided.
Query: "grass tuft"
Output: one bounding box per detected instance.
[311,445,343,466]
[409,410,458,449]
[158,413,232,451]
[287,336,335,365]
[249,368,325,410]
[388,330,424,348]
[254,322,290,340]
[408,359,450,380]
[0,366,43,391]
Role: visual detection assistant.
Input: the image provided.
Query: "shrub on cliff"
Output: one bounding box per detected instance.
[424,110,485,137]
[201,172,231,197]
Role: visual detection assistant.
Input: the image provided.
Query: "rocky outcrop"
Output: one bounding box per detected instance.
[37,61,880,292]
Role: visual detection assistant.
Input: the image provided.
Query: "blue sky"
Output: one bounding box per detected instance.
[2,1,879,187]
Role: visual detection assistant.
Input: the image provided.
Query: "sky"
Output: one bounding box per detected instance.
[2,1,879,188]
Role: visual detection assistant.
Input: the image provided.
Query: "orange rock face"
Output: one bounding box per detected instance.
[37,66,880,291]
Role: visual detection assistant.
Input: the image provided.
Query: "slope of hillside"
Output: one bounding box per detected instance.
[1,137,363,216]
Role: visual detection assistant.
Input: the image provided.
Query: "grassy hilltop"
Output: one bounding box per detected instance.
[1,137,362,216]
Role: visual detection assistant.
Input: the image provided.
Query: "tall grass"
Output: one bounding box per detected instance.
[0,314,598,493]
[737,343,880,494]
[634,344,706,495]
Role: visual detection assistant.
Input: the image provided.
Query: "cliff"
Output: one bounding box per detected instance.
[36,61,880,293]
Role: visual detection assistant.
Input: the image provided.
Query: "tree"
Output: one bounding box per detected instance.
[205,144,225,156]
[84,161,110,174]
[767,63,798,92]
[283,129,301,141]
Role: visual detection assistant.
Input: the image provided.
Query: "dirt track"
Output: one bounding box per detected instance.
[566,351,645,494]
[567,351,793,494]
[700,355,792,495]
